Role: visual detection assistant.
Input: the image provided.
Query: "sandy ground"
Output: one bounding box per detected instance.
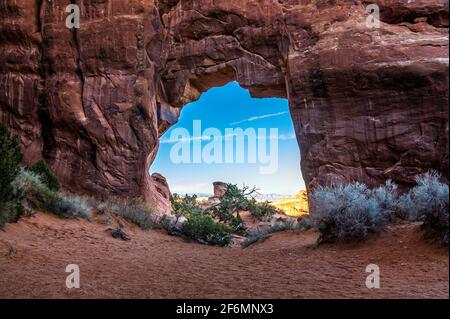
[0,213,448,299]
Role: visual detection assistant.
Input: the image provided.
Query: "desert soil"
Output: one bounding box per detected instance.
[0,213,448,298]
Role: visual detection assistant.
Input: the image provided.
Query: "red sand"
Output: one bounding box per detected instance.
[0,213,448,298]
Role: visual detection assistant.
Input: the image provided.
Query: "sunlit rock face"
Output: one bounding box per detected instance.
[0,0,448,211]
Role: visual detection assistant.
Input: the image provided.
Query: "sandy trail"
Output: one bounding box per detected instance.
[0,213,448,298]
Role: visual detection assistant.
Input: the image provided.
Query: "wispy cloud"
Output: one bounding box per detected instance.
[278,133,297,141]
[160,135,212,144]
[223,132,296,141]
[228,111,289,126]
[160,131,296,144]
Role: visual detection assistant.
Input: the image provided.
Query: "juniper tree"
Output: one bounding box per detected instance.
[0,123,22,203]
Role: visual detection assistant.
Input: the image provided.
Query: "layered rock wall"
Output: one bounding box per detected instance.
[1,0,448,211]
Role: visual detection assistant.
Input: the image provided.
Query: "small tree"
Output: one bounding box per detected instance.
[171,193,203,218]
[0,124,22,203]
[209,184,277,224]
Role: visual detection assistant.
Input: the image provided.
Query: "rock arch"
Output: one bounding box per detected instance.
[0,0,448,212]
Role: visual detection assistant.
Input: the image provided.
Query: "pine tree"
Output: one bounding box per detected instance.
[0,123,22,203]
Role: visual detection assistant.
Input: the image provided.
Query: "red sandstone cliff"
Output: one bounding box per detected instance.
[0,0,448,212]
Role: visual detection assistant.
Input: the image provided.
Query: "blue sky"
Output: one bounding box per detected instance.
[150,82,305,195]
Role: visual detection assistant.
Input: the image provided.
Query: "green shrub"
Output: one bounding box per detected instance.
[0,123,22,203]
[398,171,449,245]
[210,197,234,222]
[181,211,231,246]
[171,193,203,218]
[209,200,246,234]
[0,124,24,228]
[12,170,59,213]
[209,184,250,223]
[172,184,276,236]
[171,192,246,236]
[0,201,24,229]
[246,199,278,222]
[224,184,248,204]
[28,160,59,191]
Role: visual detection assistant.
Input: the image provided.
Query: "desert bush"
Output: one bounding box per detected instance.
[12,170,92,221]
[98,213,113,225]
[268,216,313,233]
[56,195,93,220]
[89,196,171,230]
[0,123,22,203]
[12,169,59,213]
[104,198,155,230]
[311,183,389,243]
[180,211,231,246]
[91,201,111,215]
[27,160,60,191]
[370,180,400,219]
[398,171,449,245]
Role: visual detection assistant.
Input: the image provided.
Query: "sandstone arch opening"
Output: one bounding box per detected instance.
[151,82,305,206]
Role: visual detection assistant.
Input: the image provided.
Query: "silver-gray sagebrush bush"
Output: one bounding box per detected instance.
[92,198,156,230]
[310,182,390,244]
[398,171,449,245]
[12,170,93,221]
[311,173,449,245]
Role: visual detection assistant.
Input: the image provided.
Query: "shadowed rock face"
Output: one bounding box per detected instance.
[0,0,448,212]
